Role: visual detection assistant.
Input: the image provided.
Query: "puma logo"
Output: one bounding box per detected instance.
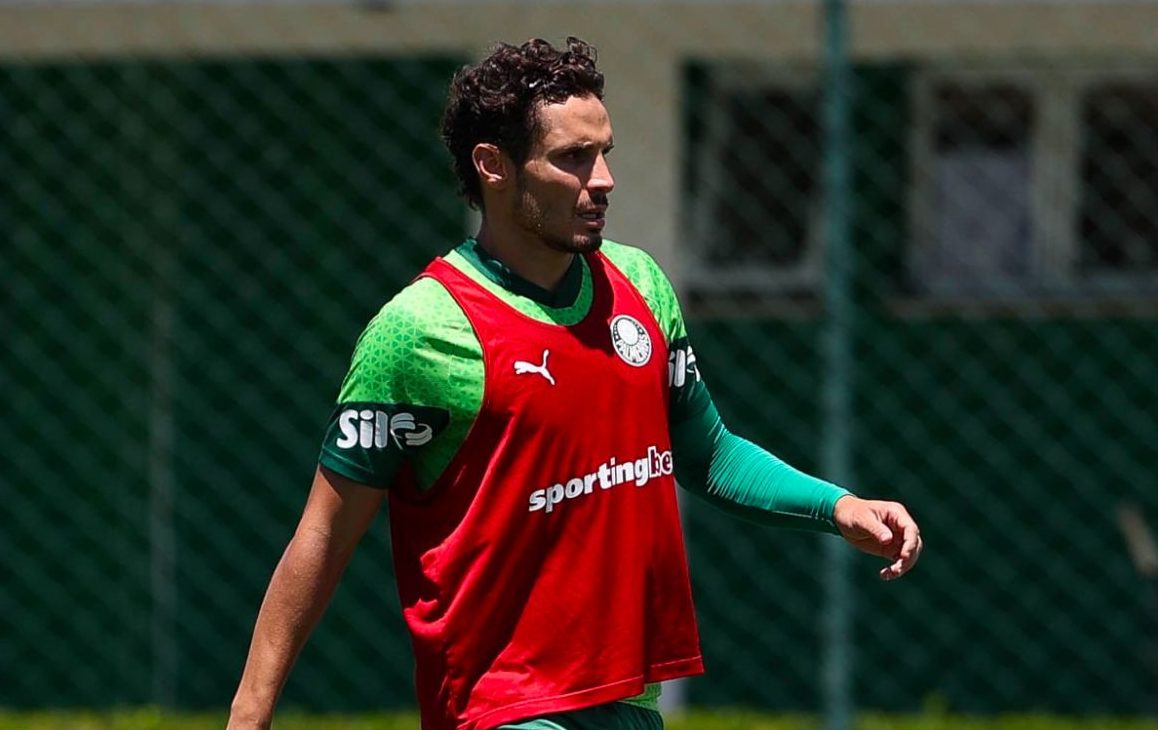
[513,349,556,386]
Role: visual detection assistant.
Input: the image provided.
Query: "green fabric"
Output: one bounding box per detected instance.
[319,273,478,489]
[617,681,662,711]
[670,398,850,535]
[317,402,451,488]
[496,701,663,730]
[452,241,594,325]
[458,238,585,306]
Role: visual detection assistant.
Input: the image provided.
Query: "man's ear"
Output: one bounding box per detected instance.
[472,143,512,193]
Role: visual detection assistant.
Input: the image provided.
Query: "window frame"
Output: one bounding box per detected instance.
[909,62,1158,301]
[686,62,824,297]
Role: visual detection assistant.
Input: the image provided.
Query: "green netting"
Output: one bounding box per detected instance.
[3,4,1157,720]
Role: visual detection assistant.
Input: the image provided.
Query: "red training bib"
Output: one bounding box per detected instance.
[389,252,703,730]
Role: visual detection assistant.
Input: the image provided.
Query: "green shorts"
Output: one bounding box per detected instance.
[497,701,663,730]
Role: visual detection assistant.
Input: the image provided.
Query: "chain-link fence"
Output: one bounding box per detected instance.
[3,0,1157,720]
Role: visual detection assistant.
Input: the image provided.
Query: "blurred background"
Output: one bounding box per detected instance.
[2,0,1157,726]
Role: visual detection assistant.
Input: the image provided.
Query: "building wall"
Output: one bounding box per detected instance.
[1,1,1155,281]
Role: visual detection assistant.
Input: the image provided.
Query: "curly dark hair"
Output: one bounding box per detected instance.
[440,36,605,209]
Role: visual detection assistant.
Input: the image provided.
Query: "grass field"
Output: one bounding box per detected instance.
[2,711,1155,730]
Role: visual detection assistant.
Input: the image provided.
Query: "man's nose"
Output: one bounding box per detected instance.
[589,153,615,194]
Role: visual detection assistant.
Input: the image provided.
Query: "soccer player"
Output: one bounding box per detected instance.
[227,37,922,730]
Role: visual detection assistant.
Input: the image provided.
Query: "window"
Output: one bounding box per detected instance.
[911,66,1158,299]
[917,84,1035,294]
[686,65,823,300]
[1079,83,1158,277]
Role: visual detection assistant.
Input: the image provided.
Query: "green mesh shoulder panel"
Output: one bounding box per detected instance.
[446,248,593,326]
[331,272,482,489]
[330,247,592,489]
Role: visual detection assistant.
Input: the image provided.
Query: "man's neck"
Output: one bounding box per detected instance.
[474,225,575,293]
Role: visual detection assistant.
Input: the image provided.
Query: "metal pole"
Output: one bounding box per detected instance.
[149,247,178,708]
[131,64,179,706]
[820,1,855,729]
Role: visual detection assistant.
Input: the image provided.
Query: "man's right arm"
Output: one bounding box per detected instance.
[227,466,385,730]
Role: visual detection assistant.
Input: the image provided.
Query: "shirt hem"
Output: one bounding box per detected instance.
[317,452,388,489]
[467,656,704,730]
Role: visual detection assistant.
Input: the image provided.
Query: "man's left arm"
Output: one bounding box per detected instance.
[669,390,922,580]
[610,244,922,578]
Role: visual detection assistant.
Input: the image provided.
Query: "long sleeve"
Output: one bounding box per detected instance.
[670,396,850,534]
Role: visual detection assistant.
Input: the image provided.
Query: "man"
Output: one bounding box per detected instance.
[227,37,922,730]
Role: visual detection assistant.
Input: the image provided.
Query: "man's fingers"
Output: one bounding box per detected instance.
[875,504,922,580]
[880,528,922,581]
[865,520,894,545]
[880,561,905,581]
[879,552,911,580]
[898,519,921,560]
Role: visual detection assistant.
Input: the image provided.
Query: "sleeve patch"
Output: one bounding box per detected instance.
[668,336,702,390]
[325,402,450,451]
[668,336,710,420]
[319,401,451,487]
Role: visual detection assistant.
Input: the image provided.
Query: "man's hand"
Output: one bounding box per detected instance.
[832,495,923,581]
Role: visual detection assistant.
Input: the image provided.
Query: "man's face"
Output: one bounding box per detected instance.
[513,94,616,254]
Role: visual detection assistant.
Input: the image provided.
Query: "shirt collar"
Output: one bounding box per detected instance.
[455,238,584,308]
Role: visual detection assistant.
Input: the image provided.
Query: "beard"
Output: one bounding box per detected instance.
[513,183,604,255]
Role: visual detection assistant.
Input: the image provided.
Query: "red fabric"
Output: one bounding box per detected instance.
[387,252,703,730]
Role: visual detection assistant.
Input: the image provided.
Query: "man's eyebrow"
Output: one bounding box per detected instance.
[558,140,615,153]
